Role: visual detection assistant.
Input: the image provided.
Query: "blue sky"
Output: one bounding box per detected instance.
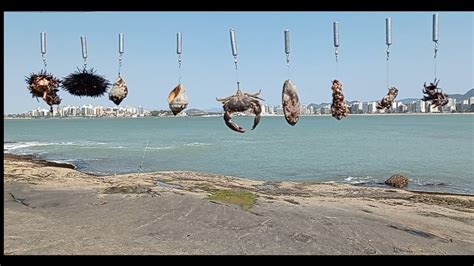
[4,12,473,114]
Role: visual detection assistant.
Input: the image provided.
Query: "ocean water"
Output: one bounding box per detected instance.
[4,115,474,194]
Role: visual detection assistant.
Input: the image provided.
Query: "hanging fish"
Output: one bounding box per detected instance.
[108,76,128,105]
[282,79,300,125]
[331,80,349,120]
[376,87,399,110]
[167,83,188,115]
[25,70,62,108]
[61,68,110,97]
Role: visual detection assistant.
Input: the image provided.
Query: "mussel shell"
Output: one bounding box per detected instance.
[109,76,128,105]
[168,83,189,115]
[331,80,349,120]
[282,79,301,126]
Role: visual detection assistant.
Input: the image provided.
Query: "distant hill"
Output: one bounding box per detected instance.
[396,89,473,104]
[203,107,223,112]
[308,103,330,109]
[186,108,207,116]
[448,88,474,102]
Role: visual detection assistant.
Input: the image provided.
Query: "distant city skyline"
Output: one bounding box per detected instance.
[8,93,473,118]
[5,12,473,114]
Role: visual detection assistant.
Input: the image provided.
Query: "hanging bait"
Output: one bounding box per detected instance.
[281,30,300,126]
[421,14,448,108]
[282,79,300,125]
[218,28,263,133]
[376,18,399,111]
[422,79,448,107]
[217,88,263,133]
[167,32,189,115]
[62,36,110,97]
[62,67,110,97]
[376,87,398,110]
[168,83,188,115]
[109,76,128,105]
[330,23,348,120]
[25,70,62,108]
[109,33,128,105]
[330,80,349,120]
[25,32,62,112]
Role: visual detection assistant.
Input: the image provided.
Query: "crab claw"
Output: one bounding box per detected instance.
[224,111,245,133]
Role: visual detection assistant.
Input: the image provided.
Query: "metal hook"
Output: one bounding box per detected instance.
[40,32,47,70]
[177,32,183,68]
[284,29,290,66]
[119,33,124,54]
[229,28,238,69]
[333,22,340,62]
[118,33,124,76]
[386,17,392,61]
[81,36,88,68]
[432,14,439,59]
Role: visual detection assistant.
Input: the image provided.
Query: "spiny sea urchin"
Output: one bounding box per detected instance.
[62,68,110,97]
[25,70,61,98]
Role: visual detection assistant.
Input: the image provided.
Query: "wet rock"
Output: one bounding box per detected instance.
[385,174,408,188]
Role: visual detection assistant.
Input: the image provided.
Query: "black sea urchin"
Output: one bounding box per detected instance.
[62,68,110,97]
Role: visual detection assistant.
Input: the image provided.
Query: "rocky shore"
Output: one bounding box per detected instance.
[4,154,474,255]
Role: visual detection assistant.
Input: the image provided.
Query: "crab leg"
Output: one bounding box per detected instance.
[251,103,262,130]
[244,90,262,98]
[216,96,232,102]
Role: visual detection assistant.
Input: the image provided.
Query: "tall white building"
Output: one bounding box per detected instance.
[415,100,426,113]
[367,102,377,114]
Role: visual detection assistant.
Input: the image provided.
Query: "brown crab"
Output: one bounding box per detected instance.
[422,79,448,107]
[216,88,263,133]
[376,87,399,110]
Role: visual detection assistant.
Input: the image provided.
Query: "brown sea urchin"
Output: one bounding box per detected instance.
[62,68,110,97]
[25,70,62,108]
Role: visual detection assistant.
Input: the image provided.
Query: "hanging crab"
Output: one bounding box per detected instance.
[282,79,301,126]
[331,80,349,120]
[376,87,399,110]
[109,76,128,105]
[168,83,188,115]
[216,88,263,133]
[25,70,62,110]
[422,79,448,107]
[62,68,110,97]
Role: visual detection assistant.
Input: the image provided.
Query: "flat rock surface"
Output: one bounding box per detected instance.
[4,154,474,255]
